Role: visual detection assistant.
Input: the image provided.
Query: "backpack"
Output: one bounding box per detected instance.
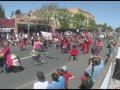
[79,65,94,89]
[79,76,94,89]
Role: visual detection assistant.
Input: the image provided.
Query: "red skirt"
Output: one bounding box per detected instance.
[69,48,78,56]
[19,42,24,47]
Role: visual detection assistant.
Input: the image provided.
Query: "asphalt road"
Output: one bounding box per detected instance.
[0,38,109,89]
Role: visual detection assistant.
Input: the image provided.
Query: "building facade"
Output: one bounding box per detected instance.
[11,8,94,33]
[12,13,39,33]
[68,8,94,27]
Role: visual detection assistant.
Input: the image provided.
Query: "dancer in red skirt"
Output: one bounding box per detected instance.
[62,39,68,53]
[19,38,25,51]
[69,45,79,61]
[80,37,85,50]
[83,36,91,54]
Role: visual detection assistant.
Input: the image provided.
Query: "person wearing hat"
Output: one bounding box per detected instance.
[61,66,74,89]
[33,71,49,89]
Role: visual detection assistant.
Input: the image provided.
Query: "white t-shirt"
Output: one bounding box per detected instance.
[37,33,39,36]
[33,81,49,89]
[15,34,18,38]
[24,34,28,39]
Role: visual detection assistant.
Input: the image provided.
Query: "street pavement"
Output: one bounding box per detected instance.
[0,38,109,89]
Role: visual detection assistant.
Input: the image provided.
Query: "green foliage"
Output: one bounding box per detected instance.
[72,13,85,29]
[35,3,58,24]
[107,26,113,31]
[115,27,120,32]
[10,11,14,17]
[102,23,108,31]
[0,4,5,19]
[15,9,21,15]
[55,8,72,29]
[99,23,113,32]
[29,10,32,13]
[89,19,98,31]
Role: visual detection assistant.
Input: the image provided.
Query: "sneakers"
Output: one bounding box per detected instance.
[41,60,47,64]
[34,61,40,65]
[4,70,10,74]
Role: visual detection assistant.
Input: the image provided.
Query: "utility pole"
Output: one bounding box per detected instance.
[28,13,31,35]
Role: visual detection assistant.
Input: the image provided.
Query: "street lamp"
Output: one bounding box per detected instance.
[27,13,31,35]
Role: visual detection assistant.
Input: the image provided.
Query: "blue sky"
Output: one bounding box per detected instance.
[0,1,120,29]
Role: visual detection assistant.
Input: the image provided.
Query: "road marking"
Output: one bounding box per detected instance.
[20,56,32,60]
[16,54,87,89]
[15,71,52,89]
[20,52,50,61]
[16,59,83,89]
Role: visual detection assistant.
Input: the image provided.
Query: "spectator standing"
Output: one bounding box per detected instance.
[57,69,65,89]
[33,71,49,89]
[95,39,102,55]
[107,38,114,57]
[85,56,104,83]
[48,72,62,89]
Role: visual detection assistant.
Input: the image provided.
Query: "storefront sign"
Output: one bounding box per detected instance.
[0,28,14,33]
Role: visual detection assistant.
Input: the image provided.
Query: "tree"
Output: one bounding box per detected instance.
[115,27,120,32]
[102,23,108,31]
[29,10,32,13]
[55,8,72,29]
[88,19,98,31]
[0,4,5,19]
[84,18,88,31]
[108,26,113,31]
[35,2,58,25]
[10,11,14,17]
[15,9,21,15]
[72,13,85,29]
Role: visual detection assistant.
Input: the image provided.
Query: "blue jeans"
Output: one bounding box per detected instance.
[108,48,112,56]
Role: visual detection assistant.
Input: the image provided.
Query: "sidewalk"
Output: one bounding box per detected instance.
[108,39,120,89]
[108,79,120,89]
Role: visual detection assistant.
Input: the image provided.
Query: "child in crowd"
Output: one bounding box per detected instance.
[61,66,74,89]
[69,45,79,61]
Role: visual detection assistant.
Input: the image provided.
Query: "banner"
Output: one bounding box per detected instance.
[0,28,14,33]
[41,31,52,40]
